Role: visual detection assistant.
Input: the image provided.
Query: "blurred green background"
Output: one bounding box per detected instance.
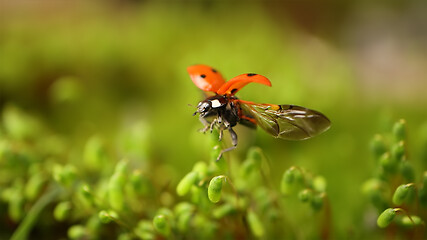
[1,0,427,239]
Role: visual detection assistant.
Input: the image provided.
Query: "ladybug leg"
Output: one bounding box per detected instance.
[209,118,218,133]
[200,117,218,133]
[216,127,238,161]
[199,117,210,133]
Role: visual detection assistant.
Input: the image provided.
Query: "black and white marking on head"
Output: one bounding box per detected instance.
[211,99,222,108]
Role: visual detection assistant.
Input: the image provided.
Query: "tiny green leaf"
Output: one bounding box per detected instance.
[8,191,24,222]
[176,171,198,196]
[379,152,397,173]
[370,134,387,159]
[377,208,397,228]
[247,209,264,237]
[392,119,406,141]
[399,161,415,182]
[419,172,427,207]
[392,184,414,205]
[313,176,327,192]
[174,202,195,216]
[283,168,296,184]
[192,161,208,179]
[208,176,224,203]
[247,146,263,167]
[177,211,192,233]
[68,225,87,239]
[98,210,113,224]
[108,173,126,211]
[213,203,236,219]
[83,136,107,170]
[310,194,324,211]
[134,220,155,240]
[25,173,45,200]
[114,160,128,175]
[153,215,170,237]
[53,201,72,221]
[280,167,299,195]
[298,189,312,203]
[391,141,405,162]
[52,164,77,187]
[399,215,423,228]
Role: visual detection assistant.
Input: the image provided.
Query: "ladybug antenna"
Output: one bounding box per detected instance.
[188,103,198,116]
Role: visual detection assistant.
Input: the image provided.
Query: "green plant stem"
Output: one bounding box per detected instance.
[223,176,239,205]
[321,194,332,240]
[10,184,62,240]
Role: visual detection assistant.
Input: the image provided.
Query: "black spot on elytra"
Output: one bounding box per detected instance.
[211,68,217,73]
[247,73,257,77]
[231,89,238,94]
[200,74,206,78]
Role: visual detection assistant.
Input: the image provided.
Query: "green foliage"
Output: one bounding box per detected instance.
[364,119,426,237]
[0,2,426,239]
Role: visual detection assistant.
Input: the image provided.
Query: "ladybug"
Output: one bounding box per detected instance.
[188,64,330,160]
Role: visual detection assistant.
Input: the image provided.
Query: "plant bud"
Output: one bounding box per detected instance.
[129,170,148,196]
[114,160,128,175]
[54,201,72,221]
[419,172,427,207]
[370,134,387,159]
[83,136,107,170]
[174,202,195,216]
[134,220,155,240]
[247,209,264,237]
[177,211,192,233]
[153,214,170,237]
[392,119,406,141]
[313,176,327,192]
[68,225,87,239]
[98,210,118,224]
[208,176,224,203]
[379,152,397,173]
[298,189,312,203]
[310,194,324,211]
[8,191,24,222]
[247,146,263,167]
[192,161,208,179]
[399,161,415,182]
[176,171,198,196]
[213,203,236,219]
[108,172,126,211]
[392,184,414,205]
[52,164,77,187]
[80,183,95,206]
[25,173,45,200]
[280,167,297,195]
[399,215,423,227]
[377,208,397,228]
[391,141,405,162]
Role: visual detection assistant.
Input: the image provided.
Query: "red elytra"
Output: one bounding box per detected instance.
[187,64,271,95]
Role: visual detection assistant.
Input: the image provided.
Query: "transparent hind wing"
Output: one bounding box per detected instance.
[240,102,330,140]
